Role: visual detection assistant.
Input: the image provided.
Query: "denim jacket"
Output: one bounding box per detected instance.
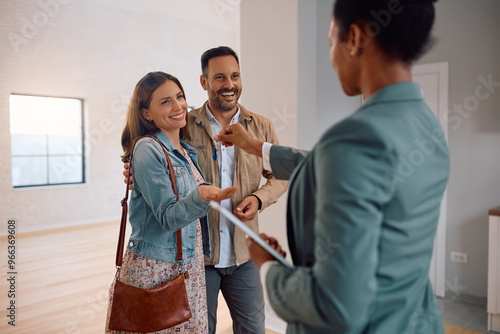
[126,131,211,263]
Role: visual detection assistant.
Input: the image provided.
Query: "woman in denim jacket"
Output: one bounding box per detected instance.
[106,72,237,333]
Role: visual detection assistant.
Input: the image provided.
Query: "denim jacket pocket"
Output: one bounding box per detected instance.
[171,165,188,198]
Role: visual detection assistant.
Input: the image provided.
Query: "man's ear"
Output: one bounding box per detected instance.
[200,75,208,91]
[141,108,151,121]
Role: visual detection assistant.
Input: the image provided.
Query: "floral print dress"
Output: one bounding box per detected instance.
[106,150,208,333]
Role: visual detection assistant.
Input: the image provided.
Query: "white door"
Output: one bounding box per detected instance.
[412,62,449,297]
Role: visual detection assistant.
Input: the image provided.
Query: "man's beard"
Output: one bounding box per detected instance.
[211,89,240,112]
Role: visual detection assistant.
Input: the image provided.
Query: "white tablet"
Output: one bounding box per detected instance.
[209,201,294,269]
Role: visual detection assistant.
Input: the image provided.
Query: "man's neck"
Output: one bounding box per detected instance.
[208,102,238,127]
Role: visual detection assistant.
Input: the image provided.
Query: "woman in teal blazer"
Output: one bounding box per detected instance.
[215,0,448,333]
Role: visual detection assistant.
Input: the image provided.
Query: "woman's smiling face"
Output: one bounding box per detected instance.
[141,80,188,135]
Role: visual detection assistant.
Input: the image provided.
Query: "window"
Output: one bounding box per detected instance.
[9,94,85,188]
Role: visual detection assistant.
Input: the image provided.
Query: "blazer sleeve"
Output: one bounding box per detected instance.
[265,120,396,332]
[132,140,211,231]
[269,145,309,180]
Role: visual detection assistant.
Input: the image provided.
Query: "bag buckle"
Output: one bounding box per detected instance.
[177,260,188,278]
[115,267,121,280]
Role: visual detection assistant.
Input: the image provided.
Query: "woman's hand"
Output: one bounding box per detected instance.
[123,162,134,190]
[214,123,263,158]
[198,185,238,202]
[246,233,287,268]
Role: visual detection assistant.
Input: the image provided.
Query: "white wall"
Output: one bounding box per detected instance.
[297,0,362,150]
[312,0,362,147]
[240,0,298,331]
[240,0,298,249]
[0,0,239,234]
[297,0,317,150]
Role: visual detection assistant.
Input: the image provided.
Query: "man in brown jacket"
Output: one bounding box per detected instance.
[186,46,287,334]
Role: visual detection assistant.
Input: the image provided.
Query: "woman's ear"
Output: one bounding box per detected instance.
[349,22,368,55]
[141,108,151,121]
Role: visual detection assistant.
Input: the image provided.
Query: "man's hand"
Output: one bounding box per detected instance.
[123,162,134,190]
[198,185,238,202]
[246,233,287,268]
[214,123,263,158]
[234,195,259,222]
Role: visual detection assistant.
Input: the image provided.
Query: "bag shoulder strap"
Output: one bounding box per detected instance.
[116,135,182,268]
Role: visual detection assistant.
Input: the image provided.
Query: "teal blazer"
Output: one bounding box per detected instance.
[266,82,449,334]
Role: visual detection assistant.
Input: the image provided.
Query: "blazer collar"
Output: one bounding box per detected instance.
[361,82,424,110]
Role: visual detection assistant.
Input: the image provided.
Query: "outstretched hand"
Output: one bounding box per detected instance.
[198,185,238,202]
[214,123,263,158]
[124,162,238,202]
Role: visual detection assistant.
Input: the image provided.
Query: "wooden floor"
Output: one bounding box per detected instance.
[0,221,277,334]
[443,324,483,334]
[0,221,480,334]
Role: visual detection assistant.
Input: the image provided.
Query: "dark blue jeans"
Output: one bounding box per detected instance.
[205,260,265,334]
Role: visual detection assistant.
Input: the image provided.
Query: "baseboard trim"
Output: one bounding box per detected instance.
[444,290,487,306]
[0,216,120,239]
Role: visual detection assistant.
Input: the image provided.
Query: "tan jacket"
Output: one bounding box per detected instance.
[186,102,288,265]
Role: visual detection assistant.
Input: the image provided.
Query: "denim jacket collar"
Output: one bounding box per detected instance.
[153,131,198,163]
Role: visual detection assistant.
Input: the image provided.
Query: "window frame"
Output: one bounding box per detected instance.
[9,93,86,189]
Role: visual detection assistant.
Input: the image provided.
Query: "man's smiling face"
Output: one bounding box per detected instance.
[201,55,242,114]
